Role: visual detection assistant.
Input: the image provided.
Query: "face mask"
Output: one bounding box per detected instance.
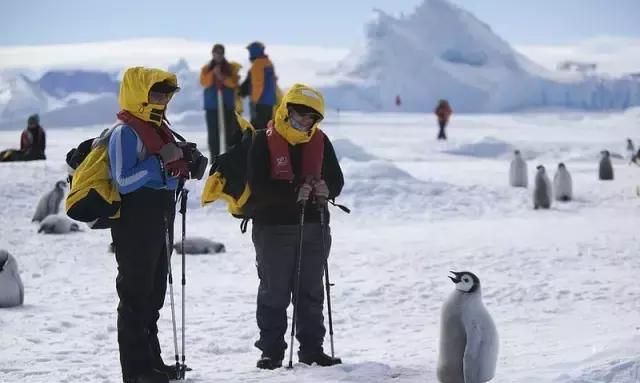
[288,108,321,132]
[148,91,173,105]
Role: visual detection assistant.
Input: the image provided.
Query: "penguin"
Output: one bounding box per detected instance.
[32,180,67,222]
[508,150,528,188]
[626,139,635,163]
[598,150,614,180]
[174,237,226,254]
[0,250,24,308]
[553,163,573,202]
[633,149,640,166]
[437,271,498,383]
[38,214,81,234]
[533,165,552,209]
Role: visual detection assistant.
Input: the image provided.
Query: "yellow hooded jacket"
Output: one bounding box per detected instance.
[201,83,325,216]
[66,67,178,227]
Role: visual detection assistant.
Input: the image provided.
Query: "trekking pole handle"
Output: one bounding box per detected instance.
[180,188,189,215]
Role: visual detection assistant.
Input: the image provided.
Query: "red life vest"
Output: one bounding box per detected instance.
[266,123,324,182]
[116,110,189,177]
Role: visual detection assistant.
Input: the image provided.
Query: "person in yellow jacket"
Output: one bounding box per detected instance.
[200,44,240,159]
[247,84,344,369]
[110,67,190,383]
[229,61,244,115]
[273,76,284,117]
[239,41,277,130]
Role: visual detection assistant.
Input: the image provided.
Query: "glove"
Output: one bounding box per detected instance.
[297,183,313,203]
[312,179,329,200]
[158,142,184,164]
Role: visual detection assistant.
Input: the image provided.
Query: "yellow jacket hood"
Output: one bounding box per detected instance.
[273,83,325,145]
[118,67,178,126]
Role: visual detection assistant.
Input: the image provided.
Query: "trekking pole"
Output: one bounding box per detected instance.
[287,199,307,369]
[179,188,189,379]
[217,85,226,154]
[164,214,180,374]
[318,201,335,359]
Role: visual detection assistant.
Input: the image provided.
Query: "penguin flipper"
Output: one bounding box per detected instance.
[463,320,483,383]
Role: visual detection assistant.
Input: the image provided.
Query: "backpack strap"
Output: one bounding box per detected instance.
[168,128,186,143]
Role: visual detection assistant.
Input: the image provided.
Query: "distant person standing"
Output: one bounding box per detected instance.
[200,43,240,159]
[239,41,276,130]
[434,99,452,140]
[395,95,402,107]
[229,61,244,115]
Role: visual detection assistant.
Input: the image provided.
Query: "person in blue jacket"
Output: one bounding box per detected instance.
[239,41,277,130]
[108,67,188,383]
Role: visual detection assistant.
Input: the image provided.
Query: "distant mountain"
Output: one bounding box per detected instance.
[0,73,48,122]
[320,0,640,112]
[1,1,640,127]
[38,70,119,98]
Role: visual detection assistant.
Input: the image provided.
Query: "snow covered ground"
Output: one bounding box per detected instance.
[1,110,639,383]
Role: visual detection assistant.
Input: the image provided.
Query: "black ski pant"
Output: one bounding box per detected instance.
[437,119,448,140]
[252,223,331,360]
[251,103,274,131]
[111,188,176,379]
[205,108,237,160]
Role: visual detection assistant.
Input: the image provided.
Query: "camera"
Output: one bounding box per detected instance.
[177,142,208,180]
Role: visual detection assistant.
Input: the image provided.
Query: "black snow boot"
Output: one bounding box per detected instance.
[123,369,169,383]
[298,351,342,366]
[153,363,178,380]
[153,362,191,380]
[256,355,283,370]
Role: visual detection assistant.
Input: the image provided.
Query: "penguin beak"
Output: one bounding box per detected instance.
[448,271,462,283]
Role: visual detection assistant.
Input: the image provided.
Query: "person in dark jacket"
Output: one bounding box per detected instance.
[239,41,276,130]
[21,114,46,159]
[109,67,189,383]
[434,99,452,140]
[247,83,344,369]
[200,43,240,159]
[0,114,46,162]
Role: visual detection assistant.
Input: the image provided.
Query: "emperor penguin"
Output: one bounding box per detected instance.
[508,150,528,188]
[32,180,67,222]
[553,163,573,202]
[626,139,635,162]
[38,214,81,234]
[533,165,552,209]
[0,250,24,308]
[598,150,614,180]
[173,237,226,254]
[437,271,498,383]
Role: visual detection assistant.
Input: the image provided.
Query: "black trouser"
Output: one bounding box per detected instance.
[111,188,176,379]
[205,108,237,159]
[252,223,331,360]
[251,104,274,131]
[437,120,447,140]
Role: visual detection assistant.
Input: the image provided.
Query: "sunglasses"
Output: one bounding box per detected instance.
[148,91,174,105]
[288,107,323,131]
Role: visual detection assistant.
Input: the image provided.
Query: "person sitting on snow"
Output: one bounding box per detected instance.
[21,114,47,160]
[0,114,46,162]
